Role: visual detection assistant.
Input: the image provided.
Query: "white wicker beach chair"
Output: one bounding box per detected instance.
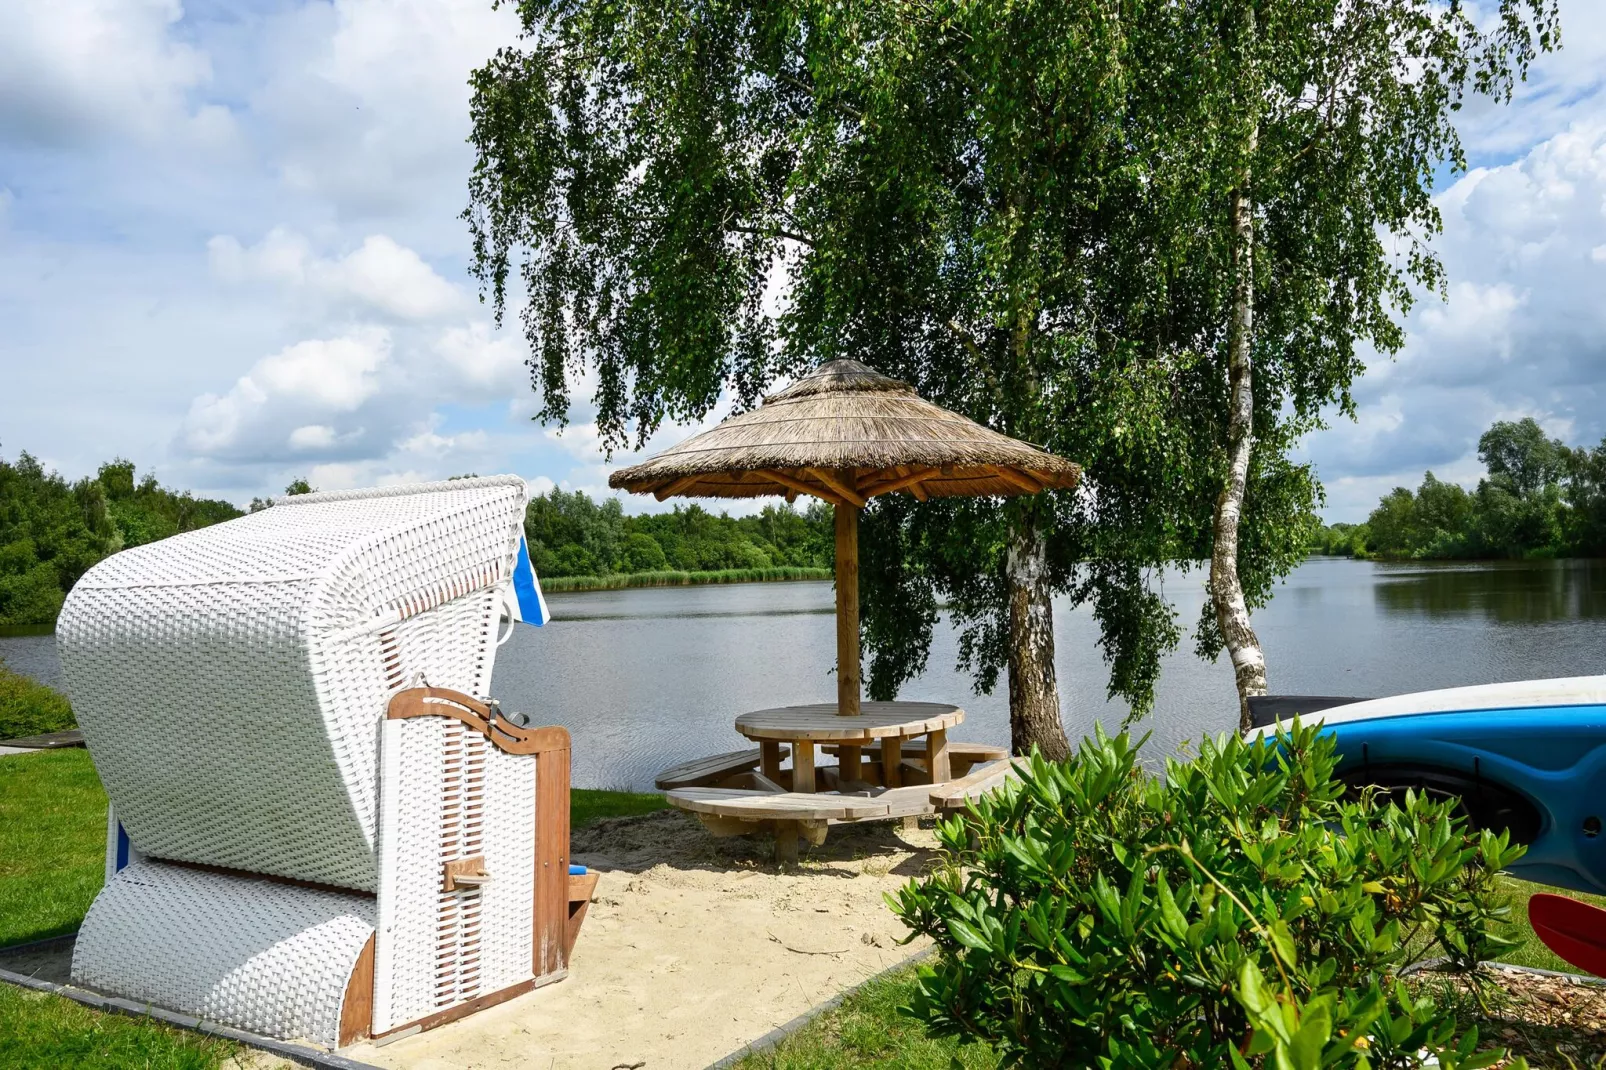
[57,477,584,1047]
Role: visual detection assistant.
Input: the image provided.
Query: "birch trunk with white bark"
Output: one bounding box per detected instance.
[1006,510,1070,760]
[1211,138,1270,732]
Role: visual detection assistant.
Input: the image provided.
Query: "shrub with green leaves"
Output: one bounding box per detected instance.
[890,722,1528,1068]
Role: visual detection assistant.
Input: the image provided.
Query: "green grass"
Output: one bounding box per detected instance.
[0,985,243,1070]
[572,787,669,828]
[0,748,664,948]
[0,664,74,741]
[542,566,832,592]
[0,750,106,947]
[1494,876,1606,972]
[730,967,997,1070]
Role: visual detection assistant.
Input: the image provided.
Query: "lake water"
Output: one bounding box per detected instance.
[5,557,1605,790]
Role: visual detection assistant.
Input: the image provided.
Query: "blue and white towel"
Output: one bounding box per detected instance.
[509,537,549,627]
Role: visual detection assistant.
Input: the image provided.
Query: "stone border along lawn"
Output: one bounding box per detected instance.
[4,746,1606,1068]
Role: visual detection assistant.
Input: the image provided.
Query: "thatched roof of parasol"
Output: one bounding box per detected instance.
[608,360,1081,507]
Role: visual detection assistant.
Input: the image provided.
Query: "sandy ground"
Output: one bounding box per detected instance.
[348,809,938,1070]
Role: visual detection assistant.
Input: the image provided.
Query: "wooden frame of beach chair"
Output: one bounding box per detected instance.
[57,477,593,1048]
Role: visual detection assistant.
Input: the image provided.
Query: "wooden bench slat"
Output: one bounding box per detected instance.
[930,758,1025,809]
[654,747,789,790]
[667,787,890,821]
[876,784,941,819]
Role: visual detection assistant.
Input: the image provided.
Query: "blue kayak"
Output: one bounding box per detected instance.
[1248,678,1606,896]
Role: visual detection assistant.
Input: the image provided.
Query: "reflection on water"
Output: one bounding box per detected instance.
[1373,560,1606,622]
[4,558,1605,789]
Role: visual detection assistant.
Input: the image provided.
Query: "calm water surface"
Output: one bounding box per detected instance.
[5,558,1605,790]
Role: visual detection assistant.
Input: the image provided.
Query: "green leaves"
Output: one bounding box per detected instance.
[890,723,1528,1068]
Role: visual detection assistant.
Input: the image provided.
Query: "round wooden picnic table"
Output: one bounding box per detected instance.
[734,701,964,793]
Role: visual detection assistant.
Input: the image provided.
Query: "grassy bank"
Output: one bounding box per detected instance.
[0,664,74,741]
[542,566,832,592]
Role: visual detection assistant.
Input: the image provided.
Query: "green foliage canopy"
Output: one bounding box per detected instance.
[463,0,1228,721]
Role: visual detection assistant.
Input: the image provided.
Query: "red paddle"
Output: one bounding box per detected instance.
[1528,892,1606,977]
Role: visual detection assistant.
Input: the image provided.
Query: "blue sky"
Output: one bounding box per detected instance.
[2,0,1605,521]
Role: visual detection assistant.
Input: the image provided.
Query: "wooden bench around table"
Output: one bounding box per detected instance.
[664,757,1023,862]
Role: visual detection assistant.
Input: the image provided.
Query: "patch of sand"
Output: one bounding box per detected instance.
[348,809,938,1070]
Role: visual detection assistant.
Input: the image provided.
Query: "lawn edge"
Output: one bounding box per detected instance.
[0,942,384,1070]
[704,943,935,1070]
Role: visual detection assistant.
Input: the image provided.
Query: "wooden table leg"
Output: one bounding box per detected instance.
[775,821,800,866]
[840,744,863,787]
[793,741,817,793]
[881,737,902,789]
[926,728,951,784]
[761,741,783,783]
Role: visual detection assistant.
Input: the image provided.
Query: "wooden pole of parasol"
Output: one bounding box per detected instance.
[833,488,861,719]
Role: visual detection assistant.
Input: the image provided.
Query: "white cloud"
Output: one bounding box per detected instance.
[288,424,337,451]
[306,461,433,492]
[181,327,391,455]
[1310,116,1606,518]
[0,0,229,147]
[397,427,489,457]
[252,0,521,224]
[435,322,526,395]
[210,229,462,320]
[255,329,388,409]
[6,0,1600,523]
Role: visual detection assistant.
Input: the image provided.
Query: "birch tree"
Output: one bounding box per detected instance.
[1180,0,1558,727]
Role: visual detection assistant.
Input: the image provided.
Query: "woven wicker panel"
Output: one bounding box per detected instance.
[374,716,447,1031]
[373,716,535,1032]
[72,861,376,1048]
[58,477,527,890]
[477,743,537,996]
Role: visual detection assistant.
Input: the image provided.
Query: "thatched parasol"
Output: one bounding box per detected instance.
[610,359,1081,716]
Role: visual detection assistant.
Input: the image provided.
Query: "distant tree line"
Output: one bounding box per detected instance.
[1309,418,1606,561]
[0,453,243,626]
[524,488,833,577]
[0,453,836,627]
